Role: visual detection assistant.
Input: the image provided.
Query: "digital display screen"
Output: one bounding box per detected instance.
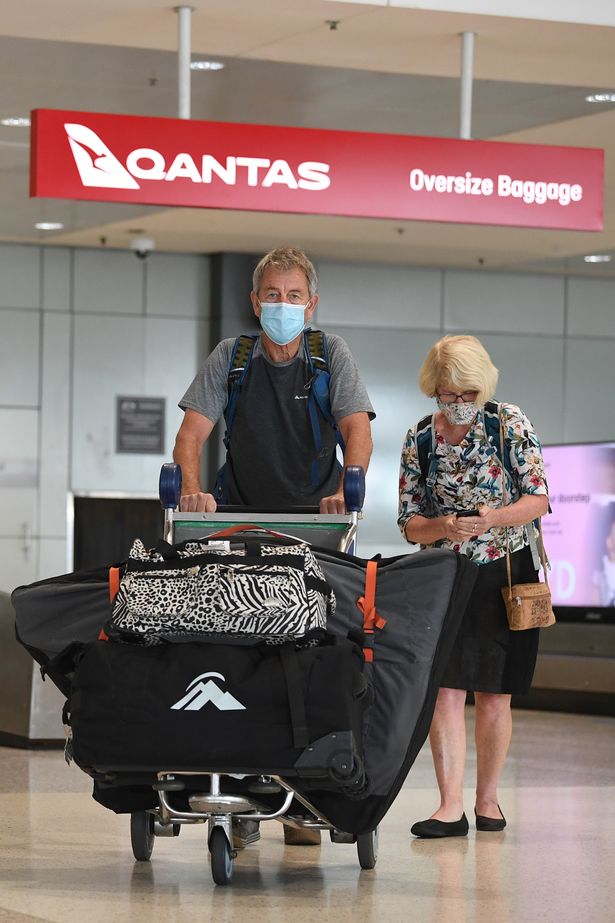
[542,442,615,609]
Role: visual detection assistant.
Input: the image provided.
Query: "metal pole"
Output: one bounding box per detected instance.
[175,5,193,119]
[459,31,475,140]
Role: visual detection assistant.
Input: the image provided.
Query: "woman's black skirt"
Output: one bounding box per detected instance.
[440,544,540,695]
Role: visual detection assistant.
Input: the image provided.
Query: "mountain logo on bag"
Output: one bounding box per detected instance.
[170,671,246,712]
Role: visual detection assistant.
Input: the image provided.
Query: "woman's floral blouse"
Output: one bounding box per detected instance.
[397,402,548,565]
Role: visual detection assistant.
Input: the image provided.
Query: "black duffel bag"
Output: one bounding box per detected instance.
[67,632,368,791]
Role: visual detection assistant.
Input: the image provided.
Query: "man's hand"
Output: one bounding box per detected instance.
[319,492,346,514]
[179,492,218,513]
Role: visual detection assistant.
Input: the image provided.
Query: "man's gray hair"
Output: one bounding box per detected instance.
[252,247,318,298]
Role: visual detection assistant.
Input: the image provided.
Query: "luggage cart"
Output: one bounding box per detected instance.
[126,463,377,886]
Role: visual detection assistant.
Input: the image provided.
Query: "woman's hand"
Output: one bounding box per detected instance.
[454,507,500,539]
[442,514,470,542]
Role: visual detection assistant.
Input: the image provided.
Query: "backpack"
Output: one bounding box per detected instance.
[415,400,514,510]
[213,328,345,502]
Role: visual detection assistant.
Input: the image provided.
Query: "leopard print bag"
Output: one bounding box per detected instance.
[108,536,335,645]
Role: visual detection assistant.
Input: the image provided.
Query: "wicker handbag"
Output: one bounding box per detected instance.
[498,417,556,631]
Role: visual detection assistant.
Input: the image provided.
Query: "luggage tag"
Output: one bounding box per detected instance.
[205,540,231,551]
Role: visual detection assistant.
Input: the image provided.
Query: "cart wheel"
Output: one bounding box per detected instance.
[356,826,378,870]
[209,827,234,886]
[130,811,155,861]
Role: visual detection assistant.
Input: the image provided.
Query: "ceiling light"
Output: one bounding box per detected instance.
[1,117,30,127]
[583,254,612,263]
[35,222,64,231]
[585,93,615,104]
[190,60,225,71]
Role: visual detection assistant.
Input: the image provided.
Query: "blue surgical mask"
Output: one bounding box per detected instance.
[259,302,308,345]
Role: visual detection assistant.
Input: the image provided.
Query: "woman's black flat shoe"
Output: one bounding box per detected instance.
[410,814,469,838]
[474,806,506,831]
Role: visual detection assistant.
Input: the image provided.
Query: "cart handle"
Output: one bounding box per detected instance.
[159,463,182,510]
[158,463,365,513]
[343,466,365,513]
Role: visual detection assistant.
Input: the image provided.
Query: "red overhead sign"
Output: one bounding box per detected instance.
[30,108,604,231]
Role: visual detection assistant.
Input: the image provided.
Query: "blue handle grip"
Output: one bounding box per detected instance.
[159,463,182,510]
[343,465,365,513]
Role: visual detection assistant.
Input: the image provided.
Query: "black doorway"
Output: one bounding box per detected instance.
[73,496,163,570]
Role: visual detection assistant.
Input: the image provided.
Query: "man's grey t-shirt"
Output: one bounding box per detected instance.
[179,334,375,507]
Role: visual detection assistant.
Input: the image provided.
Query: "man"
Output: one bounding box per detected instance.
[174,246,374,515]
[173,247,375,848]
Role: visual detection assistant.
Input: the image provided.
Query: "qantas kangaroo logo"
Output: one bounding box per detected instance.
[170,672,246,712]
[64,123,140,189]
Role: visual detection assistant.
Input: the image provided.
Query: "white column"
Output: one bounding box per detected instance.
[175,5,193,120]
[459,31,475,140]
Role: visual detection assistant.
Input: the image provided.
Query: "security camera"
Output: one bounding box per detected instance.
[130,236,155,259]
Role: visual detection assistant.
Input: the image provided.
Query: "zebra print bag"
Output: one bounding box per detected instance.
[108,534,335,645]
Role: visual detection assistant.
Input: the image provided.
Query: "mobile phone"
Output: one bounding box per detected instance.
[456,510,480,518]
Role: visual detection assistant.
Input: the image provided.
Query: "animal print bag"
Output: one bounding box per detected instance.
[107,532,335,645]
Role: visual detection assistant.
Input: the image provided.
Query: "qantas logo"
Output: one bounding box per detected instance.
[170,672,246,712]
[64,123,331,192]
[65,124,140,189]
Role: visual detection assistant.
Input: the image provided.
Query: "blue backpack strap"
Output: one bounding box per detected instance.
[415,413,438,510]
[223,334,257,448]
[213,334,257,502]
[303,329,345,487]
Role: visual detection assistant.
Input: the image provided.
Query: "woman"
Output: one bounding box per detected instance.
[398,335,549,838]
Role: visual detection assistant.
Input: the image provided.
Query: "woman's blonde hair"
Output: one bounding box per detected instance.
[418,335,498,406]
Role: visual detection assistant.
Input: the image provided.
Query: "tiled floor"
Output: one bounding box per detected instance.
[0,707,613,922]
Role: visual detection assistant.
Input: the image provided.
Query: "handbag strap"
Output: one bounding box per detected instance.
[499,413,550,598]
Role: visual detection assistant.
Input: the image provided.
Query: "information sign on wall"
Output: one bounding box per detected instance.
[31,108,604,231]
[116,397,165,455]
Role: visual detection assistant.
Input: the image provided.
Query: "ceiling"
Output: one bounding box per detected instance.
[2,0,615,274]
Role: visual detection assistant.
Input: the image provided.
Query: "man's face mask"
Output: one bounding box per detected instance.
[259,301,308,345]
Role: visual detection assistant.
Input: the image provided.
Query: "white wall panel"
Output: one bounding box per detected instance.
[564,338,615,442]
[144,316,210,477]
[317,262,441,329]
[72,315,208,493]
[567,278,615,338]
[479,334,565,445]
[73,249,144,314]
[146,254,211,318]
[0,310,40,406]
[72,315,147,491]
[0,245,40,310]
[0,408,39,536]
[38,538,68,581]
[39,313,71,536]
[328,325,437,557]
[444,271,565,335]
[41,247,71,312]
[0,537,38,594]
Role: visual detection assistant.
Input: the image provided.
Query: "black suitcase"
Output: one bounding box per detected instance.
[67,632,368,790]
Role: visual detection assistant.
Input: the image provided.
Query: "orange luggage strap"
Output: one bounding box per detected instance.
[356,560,387,662]
[99,566,121,640]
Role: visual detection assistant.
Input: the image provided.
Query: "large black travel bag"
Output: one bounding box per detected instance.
[68,632,367,787]
[13,545,478,834]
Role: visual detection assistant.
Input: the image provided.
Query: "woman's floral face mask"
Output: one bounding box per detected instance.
[436,399,480,425]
